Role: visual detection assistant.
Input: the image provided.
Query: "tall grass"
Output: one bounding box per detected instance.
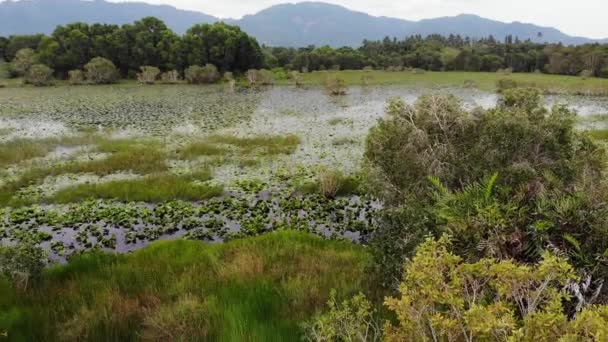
[0,135,100,168]
[0,138,170,205]
[208,134,301,156]
[48,172,222,203]
[0,231,371,341]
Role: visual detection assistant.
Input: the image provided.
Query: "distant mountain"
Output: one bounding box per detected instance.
[0,0,216,35]
[0,0,604,46]
[227,2,412,47]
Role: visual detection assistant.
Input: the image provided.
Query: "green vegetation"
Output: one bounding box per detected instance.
[0,231,370,341]
[208,134,301,156]
[49,172,222,203]
[366,89,608,293]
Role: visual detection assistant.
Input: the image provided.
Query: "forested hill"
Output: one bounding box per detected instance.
[0,0,605,46]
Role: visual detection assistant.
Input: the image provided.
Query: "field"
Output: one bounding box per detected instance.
[285,70,608,95]
[0,231,372,341]
[1,78,607,261]
[0,71,608,340]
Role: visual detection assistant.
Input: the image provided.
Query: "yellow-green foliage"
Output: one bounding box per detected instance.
[383,236,608,341]
[0,231,371,341]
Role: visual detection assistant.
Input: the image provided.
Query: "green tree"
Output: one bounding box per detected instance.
[183,22,263,72]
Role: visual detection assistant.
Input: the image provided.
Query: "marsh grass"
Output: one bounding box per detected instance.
[0,138,169,205]
[0,231,371,341]
[0,135,101,168]
[48,171,222,203]
[589,129,608,141]
[208,134,301,156]
[176,142,229,160]
[296,169,362,199]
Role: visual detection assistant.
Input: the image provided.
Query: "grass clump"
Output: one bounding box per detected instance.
[47,171,222,203]
[0,231,370,341]
[589,129,608,141]
[176,142,229,160]
[0,134,102,168]
[0,139,55,167]
[209,134,301,156]
[297,169,362,199]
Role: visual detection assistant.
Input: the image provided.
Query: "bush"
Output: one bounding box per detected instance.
[84,57,118,84]
[0,242,47,290]
[245,69,274,86]
[160,70,180,84]
[290,71,303,86]
[68,69,85,85]
[496,78,518,92]
[366,89,608,292]
[10,48,37,76]
[580,69,594,79]
[185,64,220,84]
[323,74,348,95]
[302,290,382,342]
[384,236,608,340]
[602,66,608,78]
[137,66,160,84]
[23,64,53,86]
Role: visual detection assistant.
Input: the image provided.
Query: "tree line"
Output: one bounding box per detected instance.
[0,17,263,78]
[267,34,608,77]
[1,17,608,78]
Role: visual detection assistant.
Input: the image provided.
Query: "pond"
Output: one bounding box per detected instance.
[1,84,607,260]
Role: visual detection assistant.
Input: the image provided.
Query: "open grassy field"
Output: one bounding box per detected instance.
[0,231,372,341]
[3,70,608,96]
[278,70,608,95]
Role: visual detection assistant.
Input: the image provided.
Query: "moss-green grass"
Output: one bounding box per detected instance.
[277,70,608,95]
[3,71,608,95]
[0,138,170,205]
[589,129,608,141]
[47,172,222,203]
[0,231,371,341]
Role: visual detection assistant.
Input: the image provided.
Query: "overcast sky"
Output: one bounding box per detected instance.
[106,0,608,38]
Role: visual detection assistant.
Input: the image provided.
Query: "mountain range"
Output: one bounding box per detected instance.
[0,0,605,46]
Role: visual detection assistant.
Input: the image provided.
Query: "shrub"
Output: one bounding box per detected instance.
[302,290,382,342]
[23,64,53,86]
[496,78,518,92]
[0,242,47,290]
[290,71,303,86]
[384,236,608,340]
[68,69,85,85]
[84,57,118,84]
[185,64,220,84]
[580,69,594,79]
[160,70,180,84]
[602,66,608,78]
[10,48,37,76]
[271,67,288,81]
[137,66,160,84]
[366,89,608,291]
[245,69,274,86]
[323,74,347,95]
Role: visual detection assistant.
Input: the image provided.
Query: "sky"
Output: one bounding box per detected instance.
[106,0,608,39]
